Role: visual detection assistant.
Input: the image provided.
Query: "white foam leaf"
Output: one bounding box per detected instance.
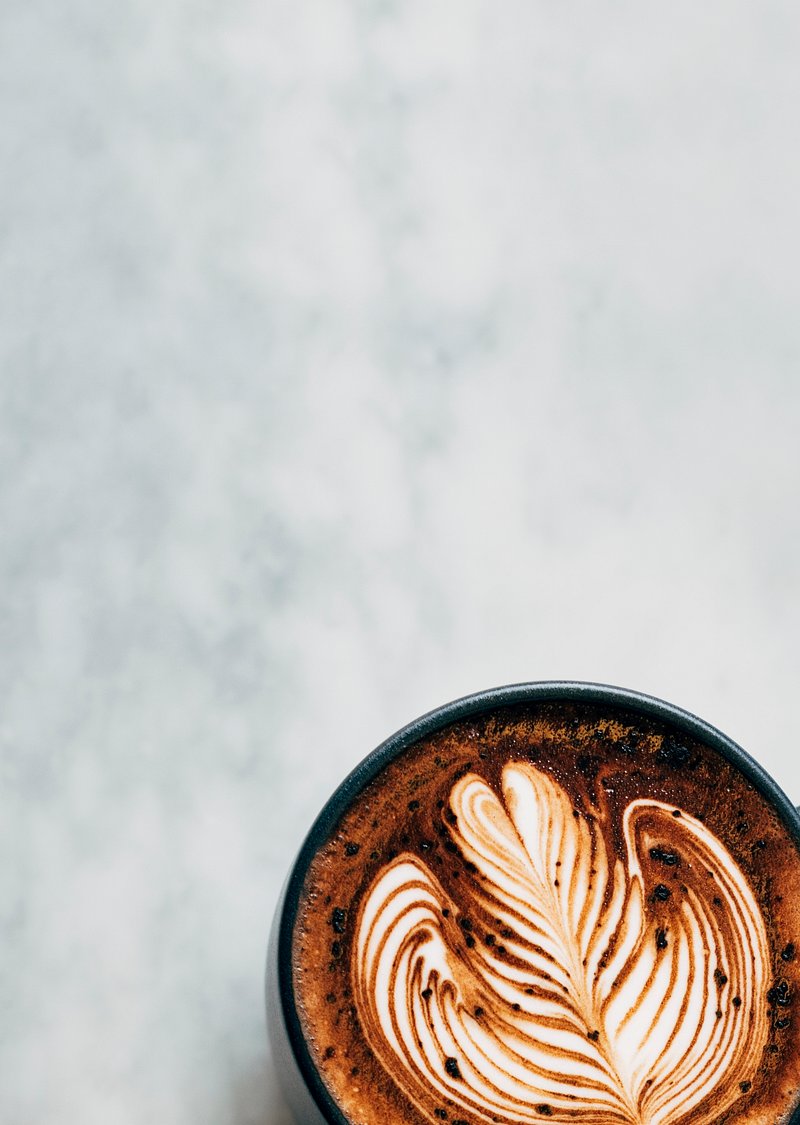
[354,762,770,1125]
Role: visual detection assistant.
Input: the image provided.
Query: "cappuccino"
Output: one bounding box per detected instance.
[289,695,800,1124]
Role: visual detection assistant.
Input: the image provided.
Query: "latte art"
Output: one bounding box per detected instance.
[354,763,770,1124]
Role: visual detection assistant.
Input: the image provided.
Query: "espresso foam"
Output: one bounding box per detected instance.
[293,702,800,1125]
[355,766,768,1124]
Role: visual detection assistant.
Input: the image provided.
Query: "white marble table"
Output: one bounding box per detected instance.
[3,3,800,1122]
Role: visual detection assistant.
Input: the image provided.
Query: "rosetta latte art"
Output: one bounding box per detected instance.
[354,763,770,1124]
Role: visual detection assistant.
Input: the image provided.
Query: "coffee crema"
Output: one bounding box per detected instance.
[293,703,800,1125]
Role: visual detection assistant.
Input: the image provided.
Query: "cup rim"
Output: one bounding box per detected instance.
[273,679,800,1125]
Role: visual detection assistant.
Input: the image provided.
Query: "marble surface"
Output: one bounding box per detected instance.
[3,3,800,1122]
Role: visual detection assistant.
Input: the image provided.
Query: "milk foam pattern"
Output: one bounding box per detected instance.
[354,763,769,1124]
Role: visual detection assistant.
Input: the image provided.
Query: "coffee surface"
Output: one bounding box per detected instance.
[293,702,800,1125]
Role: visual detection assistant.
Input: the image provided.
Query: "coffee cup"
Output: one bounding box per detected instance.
[267,682,800,1125]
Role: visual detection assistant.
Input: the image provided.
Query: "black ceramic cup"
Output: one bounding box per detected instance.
[266,681,800,1125]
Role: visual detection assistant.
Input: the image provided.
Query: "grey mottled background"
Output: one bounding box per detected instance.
[2,3,800,1122]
